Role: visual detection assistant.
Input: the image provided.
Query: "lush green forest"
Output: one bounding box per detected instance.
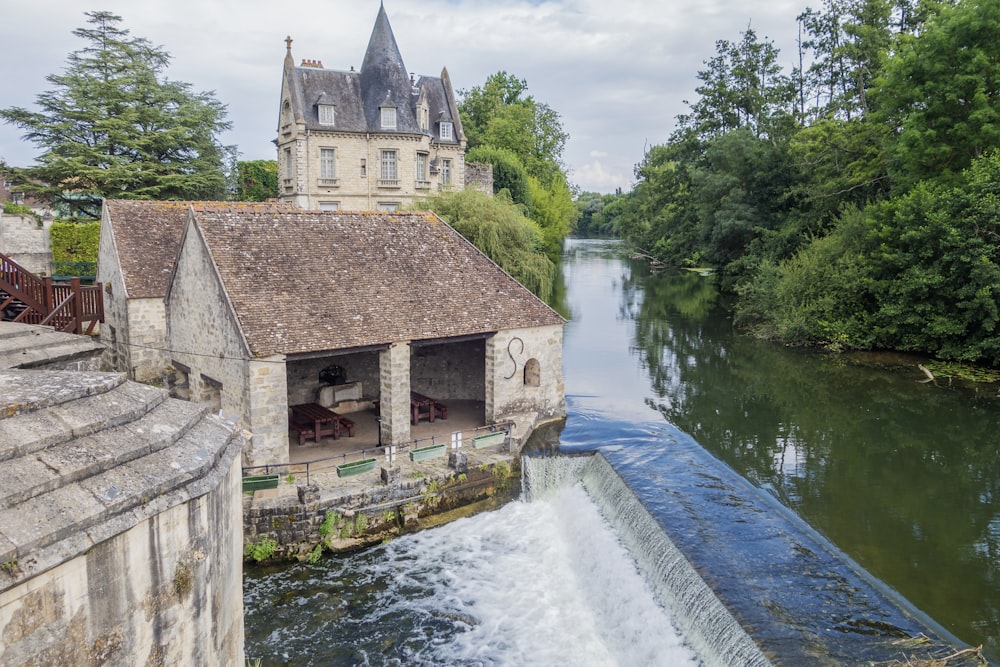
[592,0,1000,367]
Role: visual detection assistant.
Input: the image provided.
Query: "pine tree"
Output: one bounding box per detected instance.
[1,11,234,216]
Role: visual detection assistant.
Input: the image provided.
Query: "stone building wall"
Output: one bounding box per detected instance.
[281,131,467,211]
[96,216,132,376]
[485,324,565,425]
[0,212,51,276]
[410,338,486,400]
[167,223,289,466]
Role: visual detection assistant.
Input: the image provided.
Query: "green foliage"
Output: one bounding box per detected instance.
[527,172,578,253]
[735,206,877,349]
[244,535,278,563]
[318,510,339,538]
[0,12,233,209]
[619,0,1000,365]
[50,220,100,263]
[413,188,555,300]
[867,151,1000,364]
[306,544,324,564]
[236,160,278,201]
[2,202,34,216]
[876,0,1000,189]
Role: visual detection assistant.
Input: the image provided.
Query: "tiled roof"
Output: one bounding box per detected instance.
[282,5,462,142]
[103,200,290,299]
[189,209,565,357]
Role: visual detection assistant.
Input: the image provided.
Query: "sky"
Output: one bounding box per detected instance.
[0,0,807,194]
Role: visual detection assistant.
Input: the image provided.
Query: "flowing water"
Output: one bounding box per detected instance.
[245,238,1000,664]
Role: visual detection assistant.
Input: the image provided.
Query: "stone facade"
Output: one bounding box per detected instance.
[485,324,566,426]
[0,462,244,666]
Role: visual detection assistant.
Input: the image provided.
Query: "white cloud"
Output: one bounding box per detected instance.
[0,0,806,193]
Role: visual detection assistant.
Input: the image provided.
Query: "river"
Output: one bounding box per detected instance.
[245,238,1000,664]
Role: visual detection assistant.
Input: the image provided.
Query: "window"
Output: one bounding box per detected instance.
[441,159,452,186]
[320,148,337,179]
[524,358,541,387]
[439,121,453,141]
[284,148,293,178]
[360,158,367,178]
[381,150,398,180]
[416,153,428,181]
[380,107,397,129]
[379,202,399,212]
[418,105,429,131]
[318,104,335,125]
[319,201,340,211]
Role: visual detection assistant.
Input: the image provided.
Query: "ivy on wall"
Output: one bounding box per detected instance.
[50,220,100,263]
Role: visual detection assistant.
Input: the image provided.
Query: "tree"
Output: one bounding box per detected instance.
[459,71,568,182]
[0,11,234,213]
[876,0,1000,189]
[413,189,555,300]
[465,145,532,208]
[236,160,279,201]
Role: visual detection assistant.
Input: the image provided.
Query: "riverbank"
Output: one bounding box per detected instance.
[241,416,564,563]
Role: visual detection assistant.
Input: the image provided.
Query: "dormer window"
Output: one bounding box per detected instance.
[439,121,453,141]
[318,104,335,125]
[380,107,397,130]
[418,105,429,131]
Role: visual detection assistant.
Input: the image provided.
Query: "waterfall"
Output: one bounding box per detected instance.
[522,454,772,667]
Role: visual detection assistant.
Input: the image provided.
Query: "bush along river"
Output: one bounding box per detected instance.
[245,238,999,665]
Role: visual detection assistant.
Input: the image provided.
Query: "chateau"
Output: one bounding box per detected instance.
[277,4,471,211]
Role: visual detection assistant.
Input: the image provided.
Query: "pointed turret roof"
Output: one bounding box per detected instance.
[360,4,414,130]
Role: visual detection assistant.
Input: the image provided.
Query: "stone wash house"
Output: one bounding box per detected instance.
[165,205,565,466]
[277,4,479,211]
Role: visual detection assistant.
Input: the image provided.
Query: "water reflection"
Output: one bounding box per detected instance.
[573,238,1000,659]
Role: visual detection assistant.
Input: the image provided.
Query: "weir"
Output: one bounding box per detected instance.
[523,450,979,666]
[523,453,770,667]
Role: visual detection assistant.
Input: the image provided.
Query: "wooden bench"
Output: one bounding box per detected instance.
[337,416,356,437]
[289,412,339,445]
[432,401,447,420]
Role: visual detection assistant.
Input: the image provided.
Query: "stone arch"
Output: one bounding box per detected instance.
[524,358,541,387]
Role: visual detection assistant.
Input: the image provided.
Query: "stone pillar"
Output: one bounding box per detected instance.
[246,355,289,465]
[379,342,411,445]
[484,333,498,423]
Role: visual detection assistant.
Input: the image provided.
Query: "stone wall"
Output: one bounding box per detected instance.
[244,460,518,560]
[0,212,51,276]
[0,455,244,666]
[486,324,565,425]
[411,338,486,400]
[167,223,289,465]
[97,209,132,377]
[464,161,494,195]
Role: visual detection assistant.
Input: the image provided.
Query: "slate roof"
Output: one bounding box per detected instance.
[282,5,463,142]
[103,200,290,299]
[186,209,565,358]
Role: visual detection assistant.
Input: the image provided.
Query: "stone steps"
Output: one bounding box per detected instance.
[0,394,208,510]
[0,367,242,587]
[0,322,103,371]
[0,371,163,462]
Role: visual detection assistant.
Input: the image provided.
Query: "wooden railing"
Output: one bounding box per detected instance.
[0,251,104,335]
